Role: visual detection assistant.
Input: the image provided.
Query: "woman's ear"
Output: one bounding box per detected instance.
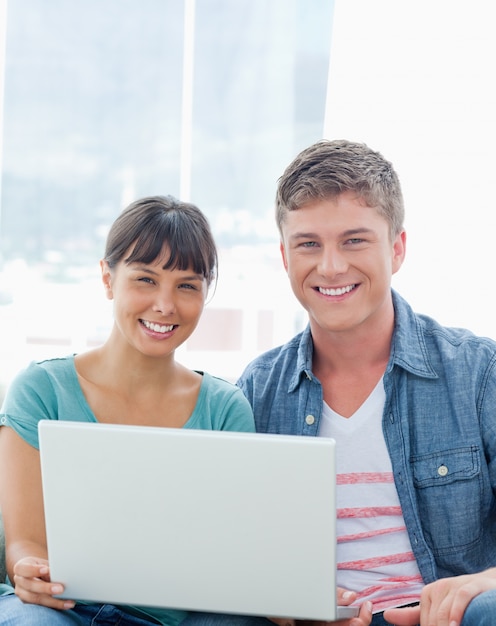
[100,260,114,300]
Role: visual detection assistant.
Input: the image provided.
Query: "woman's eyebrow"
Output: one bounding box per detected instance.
[127,264,159,275]
[129,263,204,281]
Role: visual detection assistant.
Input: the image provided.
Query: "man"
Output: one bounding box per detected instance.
[184,140,496,626]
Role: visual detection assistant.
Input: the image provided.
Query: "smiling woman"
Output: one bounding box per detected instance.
[99,196,217,368]
[0,195,255,626]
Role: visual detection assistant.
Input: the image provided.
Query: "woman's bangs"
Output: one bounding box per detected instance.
[125,225,210,279]
[162,234,209,278]
[124,229,166,265]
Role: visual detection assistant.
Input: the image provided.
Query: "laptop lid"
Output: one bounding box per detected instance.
[39,420,358,620]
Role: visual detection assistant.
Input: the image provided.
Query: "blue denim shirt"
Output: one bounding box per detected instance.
[237,290,496,584]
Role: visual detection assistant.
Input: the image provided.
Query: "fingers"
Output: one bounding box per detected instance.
[13,559,75,610]
[14,578,76,610]
[382,606,420,626]
[445,581,481,626]
[332,600,373,626]
[337,588,357,606]
[351,600,373,625]
[419,578,479,626]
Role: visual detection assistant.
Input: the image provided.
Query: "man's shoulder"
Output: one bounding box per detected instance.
[419,313,496,353]
[393,290,496,366]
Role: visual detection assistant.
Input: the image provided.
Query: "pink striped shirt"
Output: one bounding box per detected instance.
[320,381,423,612]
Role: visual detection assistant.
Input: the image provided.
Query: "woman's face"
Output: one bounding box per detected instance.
[101,248,208,359]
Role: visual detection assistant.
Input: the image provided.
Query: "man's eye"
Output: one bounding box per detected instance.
[301,241,318,248]
[346,238,364,245]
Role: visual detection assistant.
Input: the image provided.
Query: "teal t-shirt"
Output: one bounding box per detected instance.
[0,356,255,625]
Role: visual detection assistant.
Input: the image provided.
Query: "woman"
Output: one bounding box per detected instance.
[0,195,255,625]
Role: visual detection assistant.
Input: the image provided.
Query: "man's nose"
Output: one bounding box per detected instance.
[318,246,348,275]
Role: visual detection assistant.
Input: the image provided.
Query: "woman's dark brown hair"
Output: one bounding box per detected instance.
[104,195,217,286]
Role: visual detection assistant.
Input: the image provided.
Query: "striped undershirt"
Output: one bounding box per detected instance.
[319,377,423,612]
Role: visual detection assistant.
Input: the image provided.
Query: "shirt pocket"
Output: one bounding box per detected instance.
[411,446,482,556]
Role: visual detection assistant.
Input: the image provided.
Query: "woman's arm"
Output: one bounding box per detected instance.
[0,426,75,609]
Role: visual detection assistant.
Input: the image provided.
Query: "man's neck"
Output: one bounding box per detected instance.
[310,310,395,418]
[310,307,395,377]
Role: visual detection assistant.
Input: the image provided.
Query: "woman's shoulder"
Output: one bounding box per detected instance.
[197,370,242,398]
[189,371,254,432]
[11,355,76,386]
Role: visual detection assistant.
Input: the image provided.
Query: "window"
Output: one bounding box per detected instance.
[0,0,334,393]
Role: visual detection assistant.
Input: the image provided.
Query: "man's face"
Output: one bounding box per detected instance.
[279,190,406,338]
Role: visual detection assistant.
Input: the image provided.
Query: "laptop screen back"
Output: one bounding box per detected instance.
[39,420,347,620]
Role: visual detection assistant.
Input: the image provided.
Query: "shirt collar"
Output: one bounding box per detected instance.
[289,325,315,392]
[388,290,438,379]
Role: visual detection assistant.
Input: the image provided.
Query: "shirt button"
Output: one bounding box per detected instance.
[0,416,6,425]
[437,465,449,477]
[305,414,315,425]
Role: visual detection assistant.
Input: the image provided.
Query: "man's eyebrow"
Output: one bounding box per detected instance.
[289,227,375,240]
[341,227,376,237]
[288,231,320,240]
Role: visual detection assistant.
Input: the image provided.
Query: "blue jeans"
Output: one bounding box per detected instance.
[182,593,496,626]
[182,611,391,625]
[0,595,162,625]
[182,616,270,626]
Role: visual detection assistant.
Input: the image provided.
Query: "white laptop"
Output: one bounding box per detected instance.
[38,420,359,621]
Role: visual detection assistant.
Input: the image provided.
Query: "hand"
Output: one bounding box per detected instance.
[13,556,76,610]
[268,588,372,626]
[383,568,496,626]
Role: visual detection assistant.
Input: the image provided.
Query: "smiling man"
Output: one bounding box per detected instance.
[233,140,496,626]
[182,141,496,626]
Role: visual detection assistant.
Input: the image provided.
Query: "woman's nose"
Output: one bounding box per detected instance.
[152,290,176,315]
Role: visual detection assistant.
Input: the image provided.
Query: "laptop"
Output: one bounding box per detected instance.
[38,420,359,621]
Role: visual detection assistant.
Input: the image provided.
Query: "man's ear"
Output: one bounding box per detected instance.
[280,241,289,272]
[100,260,114,300]
[392,230,407,275]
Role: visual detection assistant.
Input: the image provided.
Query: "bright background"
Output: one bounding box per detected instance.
[0,0,495,397]
[326,1,496,338]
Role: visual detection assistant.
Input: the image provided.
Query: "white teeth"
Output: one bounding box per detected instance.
[319,284,356,296]
[142,320,174,333]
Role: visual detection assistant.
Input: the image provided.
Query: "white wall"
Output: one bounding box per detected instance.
[325,0,496,338]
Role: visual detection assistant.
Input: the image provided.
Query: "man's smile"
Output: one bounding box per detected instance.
[317,284,357,296]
